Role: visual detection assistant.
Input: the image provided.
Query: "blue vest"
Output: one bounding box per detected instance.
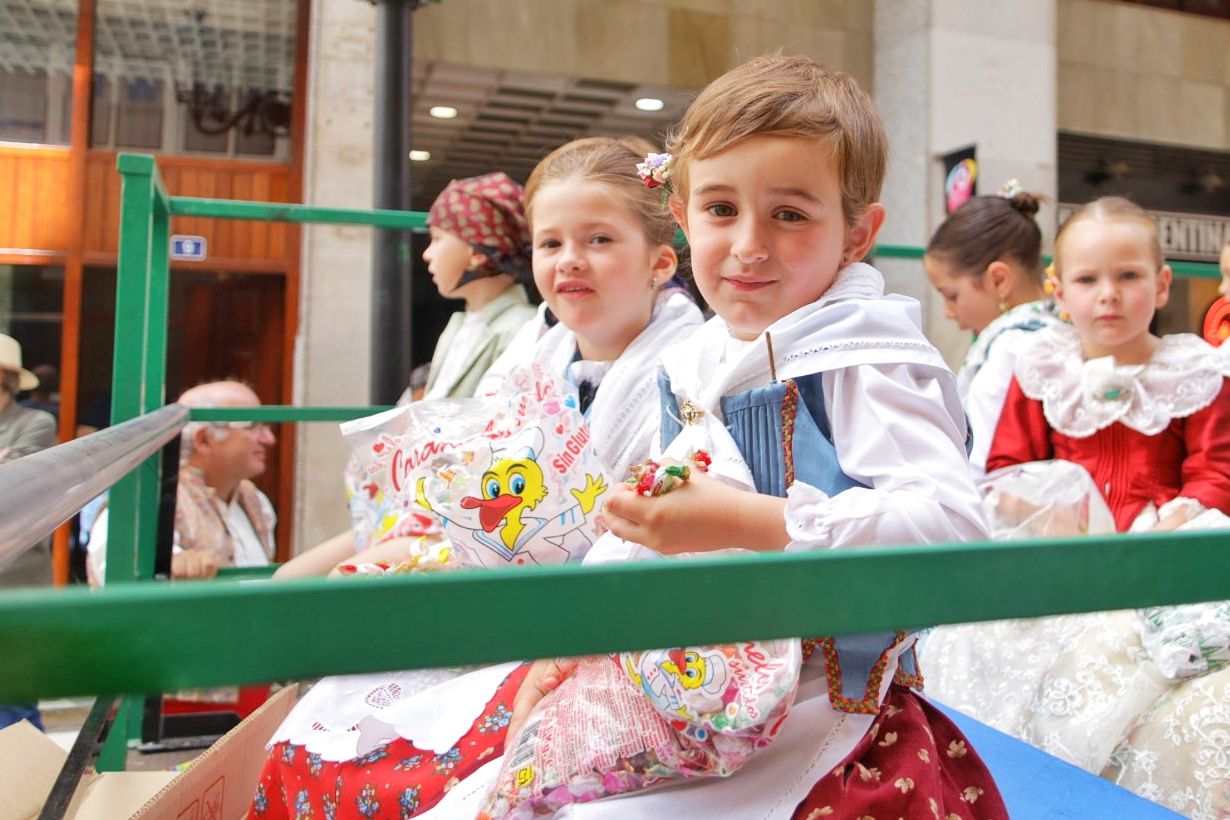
[659,370,922,714]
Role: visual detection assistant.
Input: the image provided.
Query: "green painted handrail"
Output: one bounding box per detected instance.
[168,197,428,229]
[215,565,279,581]
[1,529,1227,702]
[871,244,1220,279]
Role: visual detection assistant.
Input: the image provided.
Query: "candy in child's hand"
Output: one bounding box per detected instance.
[624,459,691,496]
[648,463,690,496]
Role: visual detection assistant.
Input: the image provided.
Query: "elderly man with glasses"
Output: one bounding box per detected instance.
[89,380,277,582]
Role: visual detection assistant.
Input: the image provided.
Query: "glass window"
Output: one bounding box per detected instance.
[0,70,51,144]
[115,78,164,149]
[93,0,297,159]
[0,0,75,147]
[0,265,64,405]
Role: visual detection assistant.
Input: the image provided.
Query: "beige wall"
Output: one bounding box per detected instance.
[1058,0,1230,150]
[293,0,378,553]
[412,0,874,90]
[876,0,1058,371]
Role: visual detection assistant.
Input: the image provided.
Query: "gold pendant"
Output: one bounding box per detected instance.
[679,400,705,426]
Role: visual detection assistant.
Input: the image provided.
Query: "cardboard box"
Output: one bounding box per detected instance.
[0,684,298,820]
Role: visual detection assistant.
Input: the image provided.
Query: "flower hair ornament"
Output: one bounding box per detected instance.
[997,178,1025,199]
[636,152,673,191]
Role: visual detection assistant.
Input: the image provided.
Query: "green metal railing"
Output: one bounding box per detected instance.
[1,153,1226,776]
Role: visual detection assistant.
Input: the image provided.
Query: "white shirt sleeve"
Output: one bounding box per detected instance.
[87,506,108,586]
[225,492,276,566]
[783,363,990,551]
[964,329,1025,476]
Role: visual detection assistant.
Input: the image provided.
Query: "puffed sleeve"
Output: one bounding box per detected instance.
[783,363,989,550]
[984,376,1052,473]
[1178,377,1230,515]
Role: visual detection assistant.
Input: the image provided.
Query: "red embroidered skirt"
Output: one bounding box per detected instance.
[252,670,1004,819]
[251,664,529,819]
[793,684,1008,820]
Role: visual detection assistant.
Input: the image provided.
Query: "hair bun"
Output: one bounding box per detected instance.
[1008,191,1041,217]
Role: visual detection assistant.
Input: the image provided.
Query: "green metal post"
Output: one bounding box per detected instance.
[108,154,159,587]
[132,196,172,582]
[106,154,174,769]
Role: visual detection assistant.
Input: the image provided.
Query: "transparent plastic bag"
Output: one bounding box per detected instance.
[343,452,441,551]
[341,364,608,569]
[1139,508,1230,679]
[980,459,1115,540]
[479,640,801,819]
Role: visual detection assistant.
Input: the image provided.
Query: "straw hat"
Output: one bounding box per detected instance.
[0,334,38,391]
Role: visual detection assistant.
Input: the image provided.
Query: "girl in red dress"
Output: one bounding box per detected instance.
[918,198,1230,814]
[986,196,1230,531]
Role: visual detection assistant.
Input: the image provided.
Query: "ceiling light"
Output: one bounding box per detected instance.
[408,150,431,162]
[634,97,665,112]
[429,105,458,119]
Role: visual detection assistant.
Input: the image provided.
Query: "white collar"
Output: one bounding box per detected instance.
[663,263,948,416]
[1016,324,1225,437]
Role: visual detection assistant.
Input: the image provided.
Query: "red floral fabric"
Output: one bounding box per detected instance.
[426,172,530,258]
[793,685,1008,820]
[251,664,529,819]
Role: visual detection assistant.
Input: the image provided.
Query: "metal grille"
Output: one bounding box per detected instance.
[0,0,296,92]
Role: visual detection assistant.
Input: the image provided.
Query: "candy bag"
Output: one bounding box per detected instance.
[479,640,801,818]
[980,459,1116,540]
[343,450,441,550]
[342,364,608,569]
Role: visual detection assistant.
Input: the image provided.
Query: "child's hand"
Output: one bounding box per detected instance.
[603,463,788,554]
[506,657,578,743]
[1149,509,1192,533]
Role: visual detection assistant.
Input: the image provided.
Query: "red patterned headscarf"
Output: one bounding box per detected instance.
[427,172,532,283]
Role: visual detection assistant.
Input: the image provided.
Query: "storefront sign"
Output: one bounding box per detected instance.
[1058,204,1229,263]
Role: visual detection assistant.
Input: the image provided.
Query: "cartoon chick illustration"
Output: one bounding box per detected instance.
[417,427,606,566]
[661,649,711,691]
[625,647,728,721]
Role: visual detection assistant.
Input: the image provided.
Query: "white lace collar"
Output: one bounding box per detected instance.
[1016,324,1225,437]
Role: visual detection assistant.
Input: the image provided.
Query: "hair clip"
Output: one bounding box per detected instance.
[997,178,1025,199]
[636,152,673,189]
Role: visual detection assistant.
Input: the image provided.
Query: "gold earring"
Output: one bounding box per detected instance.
[650,277,658,289]
[997,297,1009,313]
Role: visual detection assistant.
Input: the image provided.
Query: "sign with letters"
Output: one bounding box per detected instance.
[170,235,207,261]
[1058,204,1228,263]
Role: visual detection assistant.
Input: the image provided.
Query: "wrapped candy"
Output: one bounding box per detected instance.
[626,461,690,497]
[341,365,609,569]
[343,451,441,551]
[479,641,801,819]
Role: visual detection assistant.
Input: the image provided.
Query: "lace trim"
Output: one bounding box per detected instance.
[783,338,938,364]
[1016,325,1224,436]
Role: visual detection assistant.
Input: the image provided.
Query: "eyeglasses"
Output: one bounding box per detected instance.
[212,421,273,435]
